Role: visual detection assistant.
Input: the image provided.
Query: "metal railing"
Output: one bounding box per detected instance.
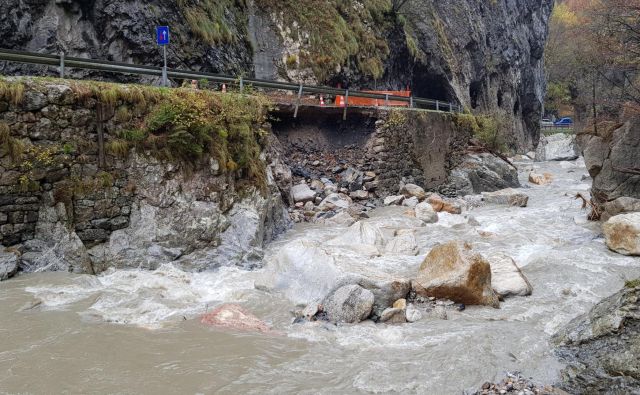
[0,48,462,118]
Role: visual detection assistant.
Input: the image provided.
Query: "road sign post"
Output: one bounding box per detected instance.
[156,26,170,87]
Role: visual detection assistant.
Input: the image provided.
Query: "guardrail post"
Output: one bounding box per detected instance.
[436,100,439,112]
[410,96,414,108]
[343,89,349,121]
[448,102,453,112]
[59,52,65,79]
[385,94,389,108]
[239,76,244,93]
[293,83,303,118]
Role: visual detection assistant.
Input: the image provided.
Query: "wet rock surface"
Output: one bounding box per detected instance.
[603,212,640,256]
[578,114,640,216]
[0,247,19,281]
[322,284,374,324]
[413,241,500,308]
[553,284,640,394]
[447,153,521,196]
[466,372,567,395]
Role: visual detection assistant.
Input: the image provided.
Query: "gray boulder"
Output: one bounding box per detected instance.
[578,117,640,214]
[323,284,374,324]
[447,153,520,196]
[553,283,640,394]
[536,133,579,161]
[0,248,19,281]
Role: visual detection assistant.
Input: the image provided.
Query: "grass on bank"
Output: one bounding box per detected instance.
[626,279,640,289]
[0,77,272,192]
[257,0,395,81]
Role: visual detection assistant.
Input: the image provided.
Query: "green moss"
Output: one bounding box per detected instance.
[453,112,508,152]
[258,0,394,81]
[625,279,640,289]
[177,0,247,45]
[0,122,25,163]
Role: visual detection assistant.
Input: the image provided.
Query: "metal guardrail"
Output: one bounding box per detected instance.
[0,48,462,118]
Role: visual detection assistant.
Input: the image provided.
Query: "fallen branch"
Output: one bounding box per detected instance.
[574,193,602,221]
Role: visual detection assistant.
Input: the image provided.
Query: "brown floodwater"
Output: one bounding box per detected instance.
[1,159,639,394]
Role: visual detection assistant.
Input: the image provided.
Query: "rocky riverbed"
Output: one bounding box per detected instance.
[0,156,639,393]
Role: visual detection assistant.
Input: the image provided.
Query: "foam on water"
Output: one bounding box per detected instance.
[25,264,257,329]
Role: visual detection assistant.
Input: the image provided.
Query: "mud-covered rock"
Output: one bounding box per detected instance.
[603,212,640,256]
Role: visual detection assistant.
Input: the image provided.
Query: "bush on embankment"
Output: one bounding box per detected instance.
[0,76,272,191]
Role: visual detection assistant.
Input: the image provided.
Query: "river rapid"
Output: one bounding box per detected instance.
[1,158,639,394]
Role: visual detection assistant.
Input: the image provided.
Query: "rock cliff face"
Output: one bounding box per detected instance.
[553,282,640,394]
[578,112,640,220]
[0,0,553,151]
[0,78,290,276]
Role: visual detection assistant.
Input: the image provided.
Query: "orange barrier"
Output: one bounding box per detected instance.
[335,90,411,107]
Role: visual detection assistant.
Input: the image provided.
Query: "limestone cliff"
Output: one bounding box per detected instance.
[0,0,553,151]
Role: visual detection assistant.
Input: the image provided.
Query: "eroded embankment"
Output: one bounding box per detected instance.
[0,77,290,275]
[271,106,476,222]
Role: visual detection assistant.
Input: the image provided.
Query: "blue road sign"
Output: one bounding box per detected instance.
[157,26,170,45]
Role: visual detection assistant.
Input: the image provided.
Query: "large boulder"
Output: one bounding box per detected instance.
[446,153,520,196]
[482,188,529,207]
[413,241,500,308]
[488,253,533,298]
[603,212,640,256]
[0,248,19,281]
[201,304,270,332]
[553,283,640,394]
[322,284,374,323]
[536,133,579,161]
[578,117,640,212]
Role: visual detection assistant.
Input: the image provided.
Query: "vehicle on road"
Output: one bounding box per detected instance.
[541,118,554,127]
[554,117,574,127]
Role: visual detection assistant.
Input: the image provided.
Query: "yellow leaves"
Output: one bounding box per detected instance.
[551,3,579,28]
